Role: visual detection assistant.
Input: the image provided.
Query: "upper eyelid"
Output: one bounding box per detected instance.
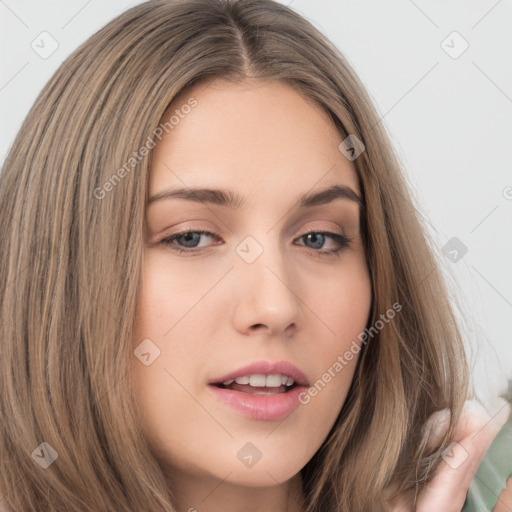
[159,218,350,238]
[162,226,346,240]
[161,228,348,248]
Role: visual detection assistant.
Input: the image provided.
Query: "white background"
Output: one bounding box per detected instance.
[1,0,511,415]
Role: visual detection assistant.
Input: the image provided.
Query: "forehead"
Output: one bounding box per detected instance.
[149,78,360,203]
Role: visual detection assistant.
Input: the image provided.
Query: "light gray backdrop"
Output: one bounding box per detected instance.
[1,0,511,415]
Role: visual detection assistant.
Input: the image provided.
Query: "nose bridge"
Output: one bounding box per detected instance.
[232,230,301,335]
[236,230,288,289]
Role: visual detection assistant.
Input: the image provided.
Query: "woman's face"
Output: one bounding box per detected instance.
[131,78,372,493]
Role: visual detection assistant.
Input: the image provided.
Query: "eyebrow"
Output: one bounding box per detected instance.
[147,184,364,210]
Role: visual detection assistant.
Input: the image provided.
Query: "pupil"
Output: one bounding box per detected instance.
[306,233,324,249]
[180,233,200,247]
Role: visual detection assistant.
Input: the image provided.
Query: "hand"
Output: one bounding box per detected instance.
[386,402,510,512]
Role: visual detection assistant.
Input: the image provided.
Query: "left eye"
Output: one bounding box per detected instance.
[160,229,352,257]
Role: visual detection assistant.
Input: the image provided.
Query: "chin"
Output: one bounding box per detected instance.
[218,446,308,487]
[221,464,302,488]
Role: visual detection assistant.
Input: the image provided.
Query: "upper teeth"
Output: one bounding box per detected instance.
[223,374,295,387]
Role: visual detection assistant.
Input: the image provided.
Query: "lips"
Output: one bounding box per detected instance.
[207,360,310,421]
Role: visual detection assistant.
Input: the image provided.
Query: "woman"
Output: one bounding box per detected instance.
[0,0,509,510]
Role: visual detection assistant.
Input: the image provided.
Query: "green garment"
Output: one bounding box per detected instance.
[462,383,512,511]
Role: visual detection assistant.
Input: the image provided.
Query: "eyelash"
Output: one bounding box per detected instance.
[159,228,352,258]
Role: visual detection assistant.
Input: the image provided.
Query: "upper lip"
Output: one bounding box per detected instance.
[209,360,309,387]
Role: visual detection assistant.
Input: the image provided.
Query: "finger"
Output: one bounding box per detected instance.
[416,404,510,511]
[415,441,479,511]
[424,402,509,450]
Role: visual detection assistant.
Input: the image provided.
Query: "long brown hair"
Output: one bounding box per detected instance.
[0,0,468,510]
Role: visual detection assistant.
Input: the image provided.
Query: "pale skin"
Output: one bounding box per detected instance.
[130,78,510,511]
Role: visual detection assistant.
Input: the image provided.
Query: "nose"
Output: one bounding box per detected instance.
[231,239,302,337]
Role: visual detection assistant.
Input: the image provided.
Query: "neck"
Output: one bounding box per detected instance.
[166,469,306,512]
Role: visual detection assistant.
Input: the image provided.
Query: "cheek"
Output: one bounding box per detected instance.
[134,252,201,336]
[305,256,372,345]
[130,252,221,458]
[296,260,371,416]
[132,250,226,358]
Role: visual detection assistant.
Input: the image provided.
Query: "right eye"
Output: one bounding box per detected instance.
[160,229,221,254]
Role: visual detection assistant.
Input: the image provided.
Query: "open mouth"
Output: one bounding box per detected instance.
[211,381,299,395]
[207,370,308,421]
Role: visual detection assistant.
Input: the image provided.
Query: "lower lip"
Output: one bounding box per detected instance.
[207,384,307,421]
